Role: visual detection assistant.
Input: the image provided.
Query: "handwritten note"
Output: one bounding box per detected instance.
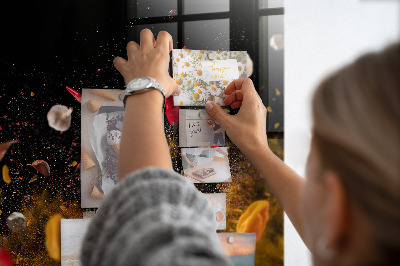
[199,59,239,82]
[188,121,202,137]
[179,109,226,148]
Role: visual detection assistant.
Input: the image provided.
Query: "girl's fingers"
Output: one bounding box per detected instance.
[224,78,256,96]
[230,101,242,109]
[223,90,243,105]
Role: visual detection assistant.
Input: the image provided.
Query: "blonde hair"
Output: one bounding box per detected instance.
[312,43,400,264]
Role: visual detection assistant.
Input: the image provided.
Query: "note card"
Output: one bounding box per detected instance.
[172,49,247,106]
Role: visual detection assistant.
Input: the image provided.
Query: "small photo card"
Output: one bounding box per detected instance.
[172,49,247,106]
[181,147,231,183]
[218,233,257,266]
[179,109,226,147]
[205,193,227,230]
[61,219,92,265]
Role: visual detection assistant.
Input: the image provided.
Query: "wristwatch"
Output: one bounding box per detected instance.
[119,77,166,108]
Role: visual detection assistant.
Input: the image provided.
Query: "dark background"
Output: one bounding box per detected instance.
[0,0,128,234]
[1,0,125,73]
[0,0,283,237]
[0,1,284,264]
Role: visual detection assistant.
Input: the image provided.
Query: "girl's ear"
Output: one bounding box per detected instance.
[321,171,349,252]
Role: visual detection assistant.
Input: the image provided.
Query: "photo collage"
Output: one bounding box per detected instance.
[74,49,257,265]
[174,49,245,237]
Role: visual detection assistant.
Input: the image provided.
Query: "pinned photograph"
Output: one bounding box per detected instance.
[218,233,257,266]
[181,147,231,183]
[61,219,92,265]
[172,49,247,106]
[80,88,125,208]
[205,193,227,230]
[179,109,226,147]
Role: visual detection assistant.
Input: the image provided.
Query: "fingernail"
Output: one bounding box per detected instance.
[177,86,182,95]
[205,101,214,112]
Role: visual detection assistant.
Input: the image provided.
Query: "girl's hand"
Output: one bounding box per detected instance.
[113,29,178,97]
[188,162,197,168]
[205,78,269,155]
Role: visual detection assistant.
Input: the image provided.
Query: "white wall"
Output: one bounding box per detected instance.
[284,1,399,265]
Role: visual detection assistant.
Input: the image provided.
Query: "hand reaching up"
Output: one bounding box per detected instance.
[205,78,269,155]
[113,29,178,97]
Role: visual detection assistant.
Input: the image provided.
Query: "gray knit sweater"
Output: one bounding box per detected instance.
[81,167,232,266]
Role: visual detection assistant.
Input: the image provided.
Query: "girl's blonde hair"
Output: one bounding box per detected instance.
[312,43,400,264]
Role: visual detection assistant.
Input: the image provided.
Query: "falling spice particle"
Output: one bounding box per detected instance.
[275,88,281,96]
[274,122,280,129]
[30,91,35,96]
[266,106,272,113]
[29,160,50,177]
[29,175,38,183]
[2,165,11,184]
[45,214,62,261]
[0,140,18,162]
[72,161,78,167]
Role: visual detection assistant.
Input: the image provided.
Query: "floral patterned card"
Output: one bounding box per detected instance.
[172,49,247,106]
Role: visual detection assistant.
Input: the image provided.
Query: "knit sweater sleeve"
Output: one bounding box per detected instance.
[80,167,232,266]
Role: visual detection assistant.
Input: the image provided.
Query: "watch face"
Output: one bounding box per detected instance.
[130,77,151,90]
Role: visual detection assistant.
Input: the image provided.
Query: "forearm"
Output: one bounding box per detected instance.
[118,90,172,181]
[242,142,305,239]
[182,155,191,164]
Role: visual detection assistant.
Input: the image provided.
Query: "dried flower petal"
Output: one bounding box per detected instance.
[2,165,11,184]
[165,96,179,124]
[66,86,81,103]
[45,214,62,261]
[29,160,50,177]
[0,247,13,266]
[237,200,270,240]
[0,140,18,162]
